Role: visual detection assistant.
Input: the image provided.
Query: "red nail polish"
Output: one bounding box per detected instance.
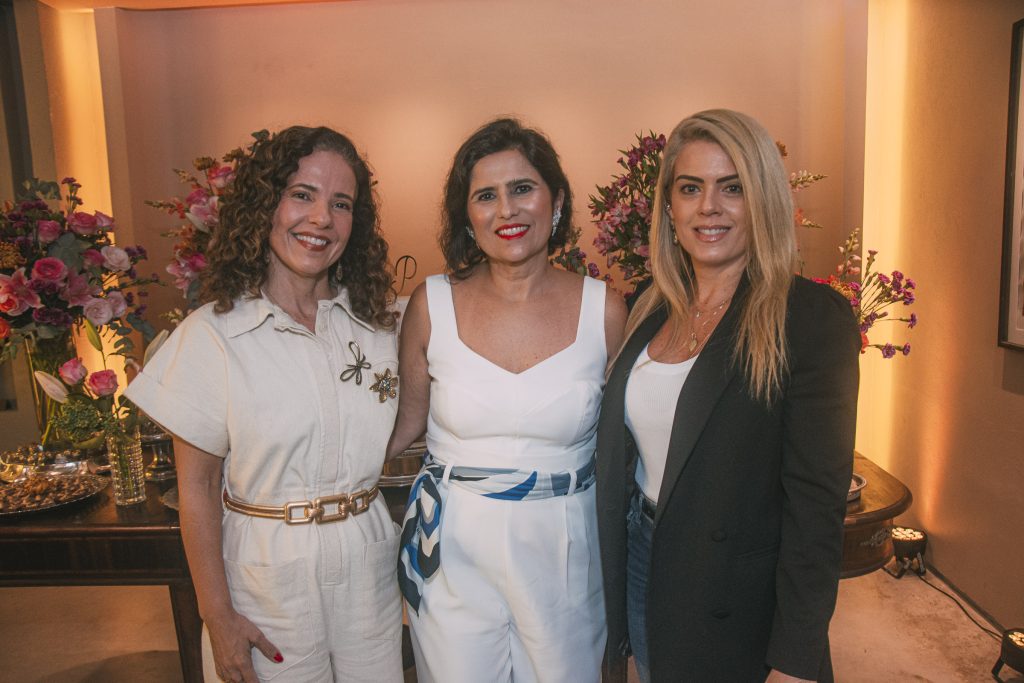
[274,653,283,663]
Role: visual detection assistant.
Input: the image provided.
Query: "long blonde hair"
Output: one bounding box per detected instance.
[627,109,797,404]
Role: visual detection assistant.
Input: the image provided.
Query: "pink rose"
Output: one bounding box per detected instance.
[185,252,207,271]
[94,211,114,229]
[60,271,99,307]
[59,358,88,385]
[0,318,10,340]
[68,212,98,235]
[82,249,105,267]
[105,290,128,318]
[37,220,63,243]
[83,297,113,326]
[87,369,118,397]
[185,187,211,206]
[31,257,69,283]
[101,246,132,272]
[0,268,42,316]
[206,164,234,189]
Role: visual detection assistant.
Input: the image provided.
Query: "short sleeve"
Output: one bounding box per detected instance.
[124,307,230,457]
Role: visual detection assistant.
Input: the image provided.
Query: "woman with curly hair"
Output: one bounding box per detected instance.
[388,118,627,682]
[127,126,403,682]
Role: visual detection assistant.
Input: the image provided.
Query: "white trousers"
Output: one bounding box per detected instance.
[407,485,606,683]
[202,504,403,682]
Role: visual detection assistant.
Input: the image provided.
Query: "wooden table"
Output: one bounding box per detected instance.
[0,480,202,682]
[0,455,908,683]
[842,453,913,578]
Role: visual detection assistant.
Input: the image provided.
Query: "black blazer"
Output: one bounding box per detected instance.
[596,276,860,682]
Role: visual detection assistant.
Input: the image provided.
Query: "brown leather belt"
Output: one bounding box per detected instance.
[222,486,379,525]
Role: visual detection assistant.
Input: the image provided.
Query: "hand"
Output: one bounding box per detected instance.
[765,670,814,683]
[205,608,282,683]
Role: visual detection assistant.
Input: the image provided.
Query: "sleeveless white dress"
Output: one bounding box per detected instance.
[406,274,608,683]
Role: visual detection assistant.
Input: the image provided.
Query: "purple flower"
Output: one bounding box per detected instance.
[908,313,918,328]
[83,297,113,326]
[105,290,128,318]
[881,343,896,359]
[877,273,890,285]
[901,344,911,356]
[903,292,915,305]
[904,278,916,289]
[587,263,600,278]
[29,279,61,297]
[32,307,73,328]
[61,271,99,307]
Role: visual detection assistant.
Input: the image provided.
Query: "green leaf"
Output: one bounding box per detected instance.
[48,232,86,272]
[84,319,103,352]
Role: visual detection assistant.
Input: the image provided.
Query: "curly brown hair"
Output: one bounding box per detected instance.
[200,126,395,329]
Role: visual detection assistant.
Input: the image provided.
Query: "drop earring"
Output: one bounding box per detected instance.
[551,206,562,238]
[465,225,475,241]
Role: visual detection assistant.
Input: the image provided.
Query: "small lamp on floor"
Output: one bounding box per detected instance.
[883,526,927,578]
[992,628,1024,682]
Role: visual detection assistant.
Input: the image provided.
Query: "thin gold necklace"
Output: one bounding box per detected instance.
[687,297,731,353]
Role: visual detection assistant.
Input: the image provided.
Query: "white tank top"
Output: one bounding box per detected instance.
[424,274,608,471]
[625,344,696,502]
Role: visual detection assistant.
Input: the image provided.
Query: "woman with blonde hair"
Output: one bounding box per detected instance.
[596,109,859,682]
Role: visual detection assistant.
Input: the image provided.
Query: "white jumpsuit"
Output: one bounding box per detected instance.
[126,291,403,682]
[406,274,607,682]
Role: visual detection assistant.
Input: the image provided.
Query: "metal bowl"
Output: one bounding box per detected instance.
[380,440,425,487]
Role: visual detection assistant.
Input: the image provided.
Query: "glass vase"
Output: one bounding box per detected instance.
[24,332,76,442]
[106,426,147,506]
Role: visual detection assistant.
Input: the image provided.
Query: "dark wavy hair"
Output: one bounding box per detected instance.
[440,118,573,278]
[200,126,395,329]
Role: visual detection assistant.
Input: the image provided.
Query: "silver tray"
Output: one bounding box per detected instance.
[847,473,867,502]
[0,473,109,517]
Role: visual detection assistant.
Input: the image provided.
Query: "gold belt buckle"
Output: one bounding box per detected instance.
[349,488,374,515]
[315,492,352,523]
[283,500,316,525]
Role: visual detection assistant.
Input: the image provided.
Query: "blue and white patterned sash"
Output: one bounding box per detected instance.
[397,452,596,613]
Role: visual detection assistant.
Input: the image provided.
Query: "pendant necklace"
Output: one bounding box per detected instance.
[687,297,732,353]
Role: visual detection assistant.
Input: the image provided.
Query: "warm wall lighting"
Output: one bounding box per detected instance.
[992,629,1024,681]
[883,526,927,578]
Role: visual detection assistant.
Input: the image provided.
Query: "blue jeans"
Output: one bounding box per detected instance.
[626,491,654,683]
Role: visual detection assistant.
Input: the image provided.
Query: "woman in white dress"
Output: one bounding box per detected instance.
[387,118,627,682]
[127,126,403,683]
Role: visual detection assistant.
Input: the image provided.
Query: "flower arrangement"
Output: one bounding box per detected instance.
[814,228,917,357]
[0,178,155,359]
[147,131,267,317]
[570,131,917,358]
[32,326,168,447]
[585,132,666,284]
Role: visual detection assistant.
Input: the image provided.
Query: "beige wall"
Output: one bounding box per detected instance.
[861,0,1024,628]
[67,0,867,322]
[15,0,1024,636]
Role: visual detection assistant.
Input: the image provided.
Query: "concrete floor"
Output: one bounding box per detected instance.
[0,569,1018,682]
